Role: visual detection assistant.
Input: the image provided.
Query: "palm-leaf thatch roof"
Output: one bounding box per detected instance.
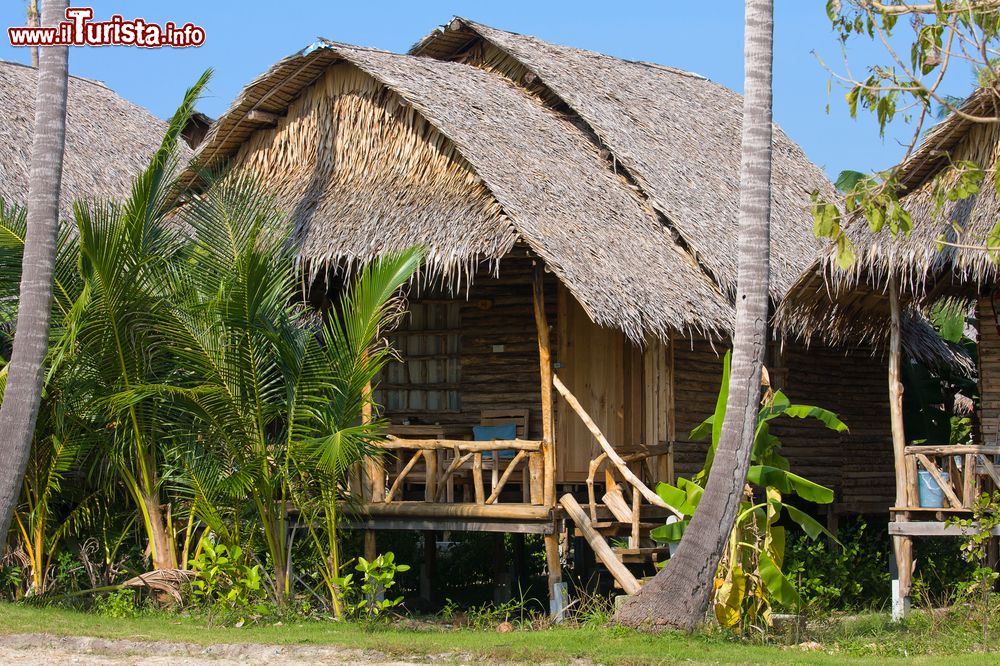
[0,60,189,219]
[777,85,1000,345]
[411,17,838,301]
[182,40,734,341]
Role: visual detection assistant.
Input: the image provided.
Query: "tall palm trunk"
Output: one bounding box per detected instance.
[0,0,70,545]
[27,1,40,68]
[616,0,774,631]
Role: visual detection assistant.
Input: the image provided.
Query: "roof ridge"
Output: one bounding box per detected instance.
[441,17,711,82]
[0,58,111,89]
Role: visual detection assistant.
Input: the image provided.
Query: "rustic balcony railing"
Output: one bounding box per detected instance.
[368,436,547,506]
[902,444,1000,511]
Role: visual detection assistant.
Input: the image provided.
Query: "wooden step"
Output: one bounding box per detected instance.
[580,521,660,537]
[613,546,671,564]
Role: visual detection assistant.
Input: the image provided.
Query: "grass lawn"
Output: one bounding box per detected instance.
[0,602,994,665]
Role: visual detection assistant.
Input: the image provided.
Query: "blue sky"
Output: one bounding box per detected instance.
[0,1,979,180]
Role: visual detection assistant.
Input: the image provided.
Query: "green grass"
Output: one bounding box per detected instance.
[0,602,994,665]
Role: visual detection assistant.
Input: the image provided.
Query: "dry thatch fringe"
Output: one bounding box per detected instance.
[224,63,517,291]
[411,17,839,302]
[182,40,734,342]
[0,60,191,221]
[778,86,1000,340]
[781,301,975,377]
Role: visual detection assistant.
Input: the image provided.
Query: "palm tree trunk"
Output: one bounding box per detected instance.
[615,0,774,631]
[0,0,70,545]
[27,1,40,68]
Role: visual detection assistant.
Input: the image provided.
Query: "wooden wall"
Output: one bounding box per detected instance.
[379,266,896,508]
[673,337,895,515]
[977,297,1000,445]
[379,255,557,449]
[554,286,639,482]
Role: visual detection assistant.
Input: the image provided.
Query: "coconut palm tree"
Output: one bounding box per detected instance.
[141,175,423,605]
[616,0,775,630]
[0,0,70,548]
[1,71,211,572]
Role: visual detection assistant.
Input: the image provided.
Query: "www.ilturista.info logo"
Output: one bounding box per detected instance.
[8,7,205,48]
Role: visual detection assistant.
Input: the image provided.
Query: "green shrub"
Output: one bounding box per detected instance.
[336,552,409,625]
[94,589,139,618]
[783,517,890,611]
[189,542,263,611]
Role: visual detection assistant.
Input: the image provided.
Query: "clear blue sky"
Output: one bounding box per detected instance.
[0,1,978,180]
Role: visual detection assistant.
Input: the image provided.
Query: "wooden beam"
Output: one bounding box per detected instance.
[553,374,683,518]
[380,438,543,452]
[534,264,563,608]
[433,452,474,502]
[357,501,553,521]
[384,450,422,503]
[914,454,964,509]
[560,494,640,595]
[889,275,914,509]
[905,445,1000,456]
[345,518,556,534]
[889,521,1000,537]
[473,453,485,504]
[424,450,438,503]
[246,109,281,125]
[978,454,1000,488]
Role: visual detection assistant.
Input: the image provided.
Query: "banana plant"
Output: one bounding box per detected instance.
[651,351,845,628]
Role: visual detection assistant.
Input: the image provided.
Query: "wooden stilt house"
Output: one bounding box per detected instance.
[178,20,951,607]
[778,85,1000,618]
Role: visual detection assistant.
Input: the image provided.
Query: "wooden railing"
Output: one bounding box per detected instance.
[552,374,682,519]
[903,445,1000,510]
[585,444,671,545]
[370,437,547,506]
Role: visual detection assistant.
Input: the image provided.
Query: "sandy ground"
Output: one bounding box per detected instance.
[0,633,465,665]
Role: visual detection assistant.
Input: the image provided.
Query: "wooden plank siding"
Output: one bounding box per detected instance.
[673,337,895,514]
[978,297,1000,447]
[376,263,895,509]
[379,255,558,451]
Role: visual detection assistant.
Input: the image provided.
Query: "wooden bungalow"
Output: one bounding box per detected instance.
[778,84,1000,617]
[178,19,953,609]
[0,59,192,218]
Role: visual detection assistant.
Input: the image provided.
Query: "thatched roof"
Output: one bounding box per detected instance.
[0,60,188,220]
[411,18,839,301]
[777,86,1000,345]
[182,40,735,340]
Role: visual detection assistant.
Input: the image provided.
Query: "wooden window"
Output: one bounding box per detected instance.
[375,302,461,412]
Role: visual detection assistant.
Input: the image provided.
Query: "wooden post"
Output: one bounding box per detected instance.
[532,263,555,507]
[473,452,485,504]
[533,263,562,612]
[888,274,913,619]
[424,450,438,503]
[362,379,381,557]
[420,530,436,607]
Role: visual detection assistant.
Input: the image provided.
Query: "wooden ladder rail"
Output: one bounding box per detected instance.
[560,494,641,595]
[553,374,683,519]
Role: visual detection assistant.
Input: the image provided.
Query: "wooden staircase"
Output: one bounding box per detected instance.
[561,491,673,594]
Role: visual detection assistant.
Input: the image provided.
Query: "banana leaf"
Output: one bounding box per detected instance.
[759,551,802,608]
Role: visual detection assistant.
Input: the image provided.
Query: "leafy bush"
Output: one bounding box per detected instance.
[336,552,409,625]
[783,516,890,612]
[94,589,139,618]
[189,542,263,611]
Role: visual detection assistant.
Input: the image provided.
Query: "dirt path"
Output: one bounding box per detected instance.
[0,633,462,665]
